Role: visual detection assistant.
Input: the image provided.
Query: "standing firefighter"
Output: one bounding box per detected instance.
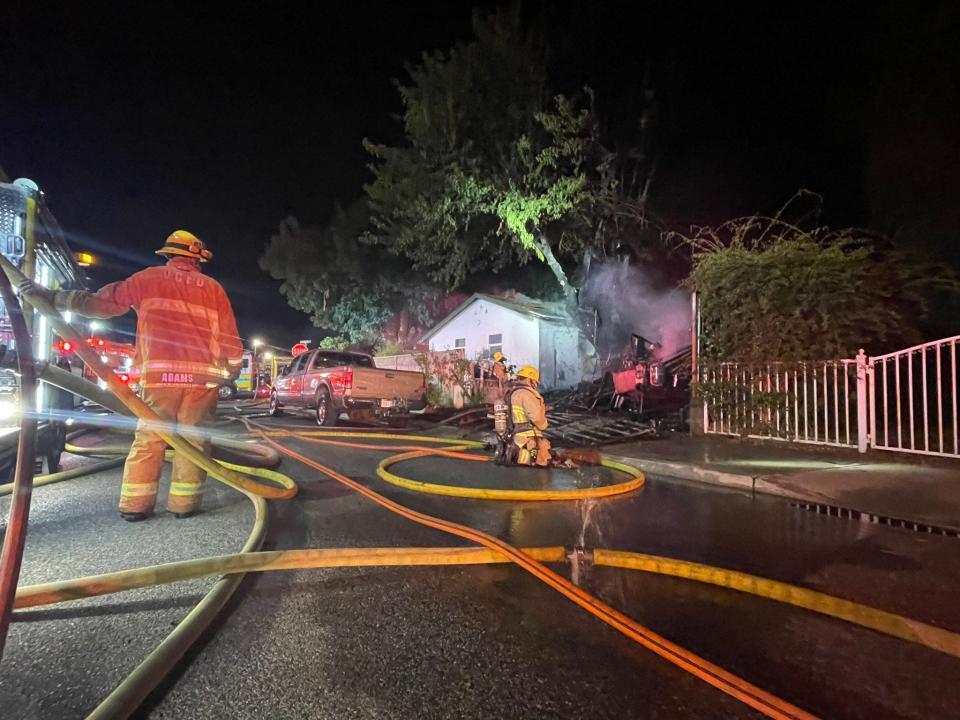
[491,351,509,394]
[23,231,242,521]
[510,365,552,467]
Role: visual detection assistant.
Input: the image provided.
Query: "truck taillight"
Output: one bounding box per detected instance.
[344,369,353,391]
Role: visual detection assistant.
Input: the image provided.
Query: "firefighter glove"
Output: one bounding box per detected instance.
[17,279,56,307]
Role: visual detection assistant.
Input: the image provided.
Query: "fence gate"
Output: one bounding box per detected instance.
[701,334,959,459]
[869,336,959,458]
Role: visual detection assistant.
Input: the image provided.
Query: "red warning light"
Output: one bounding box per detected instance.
[96,338,105,347]
[117,372,130,383]
[58,340,75,352]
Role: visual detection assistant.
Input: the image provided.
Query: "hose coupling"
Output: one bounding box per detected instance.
[565,545,594,565]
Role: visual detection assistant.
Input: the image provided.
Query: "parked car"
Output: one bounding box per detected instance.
[269,349,427,425]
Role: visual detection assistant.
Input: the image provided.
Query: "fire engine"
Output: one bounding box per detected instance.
[0,176,87,476]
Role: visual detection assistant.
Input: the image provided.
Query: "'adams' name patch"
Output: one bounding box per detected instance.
[159,373,195,384]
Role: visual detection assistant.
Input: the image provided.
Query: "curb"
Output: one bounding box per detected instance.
[602,454,757,493]
[603,453,960,535]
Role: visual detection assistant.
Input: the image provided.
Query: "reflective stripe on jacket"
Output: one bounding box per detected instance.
[510,385,548,433]
[58,257,242,387]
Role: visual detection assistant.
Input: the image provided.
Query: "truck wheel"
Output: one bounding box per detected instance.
[315,389,337,426]
[218,383,237,401]
[268,390,283,417]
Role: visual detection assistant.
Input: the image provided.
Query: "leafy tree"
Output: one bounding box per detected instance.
[674,195,958,362]
[364,11,601,300]
[316,335,350,351]
[259,200,440,346]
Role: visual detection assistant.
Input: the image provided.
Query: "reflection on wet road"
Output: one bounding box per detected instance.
[9,417,958,720]
[273,432,960,720]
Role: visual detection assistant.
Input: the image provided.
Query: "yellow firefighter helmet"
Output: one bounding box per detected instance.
[493,351,505,362]
[157,230,213,262]
[516,364,540,385]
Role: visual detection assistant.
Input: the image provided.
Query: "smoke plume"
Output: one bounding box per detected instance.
[579,259,691,358]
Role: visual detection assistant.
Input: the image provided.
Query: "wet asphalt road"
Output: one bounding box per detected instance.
[3,412,960,719]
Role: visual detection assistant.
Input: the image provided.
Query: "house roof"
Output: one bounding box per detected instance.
[419,293,569,342]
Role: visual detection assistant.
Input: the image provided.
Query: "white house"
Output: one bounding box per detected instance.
[419,293,587,391]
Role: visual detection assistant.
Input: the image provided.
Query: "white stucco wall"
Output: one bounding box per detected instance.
[536,323,583,390]
[426,299,541,372]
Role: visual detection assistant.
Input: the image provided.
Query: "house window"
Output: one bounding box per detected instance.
[454,338,466,348]
[488,333,502,356]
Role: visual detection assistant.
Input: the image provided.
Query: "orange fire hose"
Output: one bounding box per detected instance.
[252,423,817,720]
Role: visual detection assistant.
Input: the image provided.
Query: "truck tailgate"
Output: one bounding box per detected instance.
[347,367,424,402]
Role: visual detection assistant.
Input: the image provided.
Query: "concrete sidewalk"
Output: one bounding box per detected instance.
[604,434,960,533]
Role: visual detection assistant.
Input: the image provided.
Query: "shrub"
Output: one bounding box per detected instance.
[672,198,958,363]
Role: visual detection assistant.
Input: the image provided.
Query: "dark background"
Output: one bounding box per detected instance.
[2,1,957,347]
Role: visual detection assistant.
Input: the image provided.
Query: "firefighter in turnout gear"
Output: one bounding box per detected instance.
[510,365,552,467]
[491,351,509,393]
[21,230,242,521]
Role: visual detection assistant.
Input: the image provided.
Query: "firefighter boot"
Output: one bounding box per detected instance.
[120,512,149,522]
[119,419,168,517]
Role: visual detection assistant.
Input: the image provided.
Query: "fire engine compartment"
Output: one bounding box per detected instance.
[0,179,87,480]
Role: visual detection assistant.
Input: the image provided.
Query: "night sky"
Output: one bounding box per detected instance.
[2,2,958,347]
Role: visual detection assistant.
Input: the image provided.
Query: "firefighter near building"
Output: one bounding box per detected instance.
[493,364,553,468]
[18,229,243,521]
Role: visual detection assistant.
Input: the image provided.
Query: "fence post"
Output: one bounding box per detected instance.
[856,349,869,453]
[689,291,707,435]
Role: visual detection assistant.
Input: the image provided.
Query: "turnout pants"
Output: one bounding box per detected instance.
[119,385,219,515]
[514,430,552,467]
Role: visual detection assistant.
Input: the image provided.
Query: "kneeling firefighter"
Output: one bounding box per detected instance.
[495,365,552,467]
[21,231,243,521]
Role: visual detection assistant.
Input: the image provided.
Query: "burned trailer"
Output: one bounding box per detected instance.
[594,334,692,430]
[537,334,691,447]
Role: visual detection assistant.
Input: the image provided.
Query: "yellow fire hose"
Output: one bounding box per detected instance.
[10,421,960,719]
[0,456,125,495]
[14,533,960,661]
[378,448,645,500]
[262,428,648,500]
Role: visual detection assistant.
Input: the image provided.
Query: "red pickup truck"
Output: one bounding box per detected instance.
[269,349,427,425]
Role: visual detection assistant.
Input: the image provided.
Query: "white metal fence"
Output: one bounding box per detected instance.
[870,336,959,458]
[701,359,861,448]
[701,334,960,459]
